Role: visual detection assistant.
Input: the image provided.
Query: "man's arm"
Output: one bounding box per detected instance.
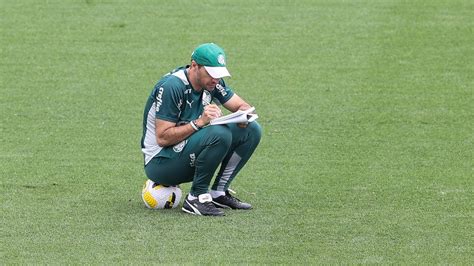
[222,94,252,112]
[156,104,222,147]
[155,119,196,147]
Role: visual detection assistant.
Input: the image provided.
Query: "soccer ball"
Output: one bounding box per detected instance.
[142,179,182,209]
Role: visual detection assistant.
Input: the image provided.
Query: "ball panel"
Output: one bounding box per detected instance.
[141,180,182,209]
[142,190,158,209]
[164,192,176,209]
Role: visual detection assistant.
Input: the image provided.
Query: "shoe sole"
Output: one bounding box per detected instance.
[182,207,199,215]
[182,200,225,216]
[213,200,252,210]
[182,207,224,216]
[182,199,202,215]
[212,201,232,209]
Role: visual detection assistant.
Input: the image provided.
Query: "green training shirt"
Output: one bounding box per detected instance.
[141,66,234,165]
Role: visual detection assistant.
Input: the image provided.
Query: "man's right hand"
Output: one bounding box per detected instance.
[197,104,222,127]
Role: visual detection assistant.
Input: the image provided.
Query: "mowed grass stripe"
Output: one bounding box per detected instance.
[1,0,472,264]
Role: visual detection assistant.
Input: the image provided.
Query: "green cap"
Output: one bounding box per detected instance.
[191,43,231,78]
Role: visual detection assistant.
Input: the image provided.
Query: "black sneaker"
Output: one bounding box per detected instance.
[212,190,252,210]
[182,193,224,216]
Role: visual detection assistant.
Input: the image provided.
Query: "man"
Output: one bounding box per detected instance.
[141,43,262,216]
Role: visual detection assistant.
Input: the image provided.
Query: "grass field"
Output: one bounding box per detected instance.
[1,0,473,264]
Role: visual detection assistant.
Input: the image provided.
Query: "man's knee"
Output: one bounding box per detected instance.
[247,122,262,143]
[203,125,233,147]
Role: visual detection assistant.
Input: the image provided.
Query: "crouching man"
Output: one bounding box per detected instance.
[141,43,262,216]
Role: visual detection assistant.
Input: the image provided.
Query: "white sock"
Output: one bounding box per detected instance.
[187,194,197,200]
[210,190,225,198]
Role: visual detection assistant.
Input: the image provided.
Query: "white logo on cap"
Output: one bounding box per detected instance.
[217,54,225,65]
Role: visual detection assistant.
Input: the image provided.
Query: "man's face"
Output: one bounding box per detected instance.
[196,65,220,91]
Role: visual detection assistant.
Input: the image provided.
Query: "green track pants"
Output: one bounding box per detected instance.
[144,122,262,196]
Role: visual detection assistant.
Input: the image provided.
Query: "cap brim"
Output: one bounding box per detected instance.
[204,66,231,79]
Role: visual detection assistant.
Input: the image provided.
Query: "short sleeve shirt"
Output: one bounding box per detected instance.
[141,66,234,164]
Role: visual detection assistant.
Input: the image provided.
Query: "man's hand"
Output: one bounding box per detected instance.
[195,104,222,127]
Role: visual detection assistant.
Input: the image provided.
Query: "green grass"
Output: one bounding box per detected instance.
[1,0,472,264]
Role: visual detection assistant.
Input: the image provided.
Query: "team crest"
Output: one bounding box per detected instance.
[217,54,225,65]
[173,140,187,153]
